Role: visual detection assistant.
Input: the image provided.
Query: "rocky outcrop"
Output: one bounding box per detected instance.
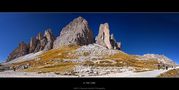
[136,54,176,66]
[43,29,55,51]
[95,23,121,50]
[29,37,38,53]
[6,17,123,62]
[53,16,94,49]
[29,29,55,53]
[7,41,29,62]
[96,23,112,49]
[7,29,55,62]
[110,34,121,49]
[34,32,46,52]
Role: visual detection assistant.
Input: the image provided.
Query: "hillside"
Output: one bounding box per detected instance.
[1,44,173,77]
[0,16,176,77]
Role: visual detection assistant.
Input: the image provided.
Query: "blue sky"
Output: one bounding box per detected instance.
[0,13,178,64]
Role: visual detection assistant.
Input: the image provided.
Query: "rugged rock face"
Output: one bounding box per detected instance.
[95,23,121,50]
[6,17,122,62]
[7,41,29,62]
[7,29,55,62]
[53,16,94,49]
[29,37,38,53]
[96,23,112,49]
[43,29,55,51]
[110,34,121,49]
[34,32,45,52]
[136,54,176,66]
[29,29,55,53]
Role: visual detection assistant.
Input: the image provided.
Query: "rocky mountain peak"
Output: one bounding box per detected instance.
[53,16,94,49]
[96,23,121,50]
[29,37,38,53]
[7,29,55,62]
[6,41,29,62]
[36,32,43,40]
[96,23,112,49]
[44,29,55,42]
[43,28,55,51]
[6,16,122,62]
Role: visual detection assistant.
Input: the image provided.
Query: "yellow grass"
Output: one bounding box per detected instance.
[10,45,159,73]
[39,45,80,61]
[108,51,159,70]
[158,69,179,77]
[81,51,159,71]
[11,45,80,73]
[24,62,76,74]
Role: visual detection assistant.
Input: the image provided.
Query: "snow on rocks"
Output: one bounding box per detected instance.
[2,51,43,65]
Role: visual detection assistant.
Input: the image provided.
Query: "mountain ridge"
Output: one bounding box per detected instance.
[1,16,176,77]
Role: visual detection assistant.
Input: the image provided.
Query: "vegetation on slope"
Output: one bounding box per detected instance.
[158,68,179,77]
[10,45,80,74]
[24,62,76,74]
[9,45,161,74]
[82,51,159,72]
[110,52,159,71]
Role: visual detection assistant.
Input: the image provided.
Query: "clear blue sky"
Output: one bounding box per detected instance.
[0,13,178,64]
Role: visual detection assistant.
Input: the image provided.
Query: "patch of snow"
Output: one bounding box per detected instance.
[2,51,43,65]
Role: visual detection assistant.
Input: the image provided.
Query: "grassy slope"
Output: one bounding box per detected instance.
[158,69,179,77]
[108,51,158,70]
[83,50,159,72]
[12,45,79,73]
[10,45,159,73]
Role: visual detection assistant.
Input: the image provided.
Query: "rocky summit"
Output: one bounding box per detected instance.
[96,23,121,49]
[7,29,55,62]
[32,29,55,53]
[6,16,121,62]
[7,41,29,62]
[53,16,94,49]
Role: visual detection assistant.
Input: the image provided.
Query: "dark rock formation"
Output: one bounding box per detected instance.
[53,16,94,49]
[29,29,55,53]
[6,41,29,62]
[110,34,121,50]
[95,23,121,50]
[29,37,38,53]
[7,29,55,62]
[34,32,45,52]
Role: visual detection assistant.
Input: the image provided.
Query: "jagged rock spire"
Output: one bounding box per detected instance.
[96,23,121,50]
[6,41,29,62]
